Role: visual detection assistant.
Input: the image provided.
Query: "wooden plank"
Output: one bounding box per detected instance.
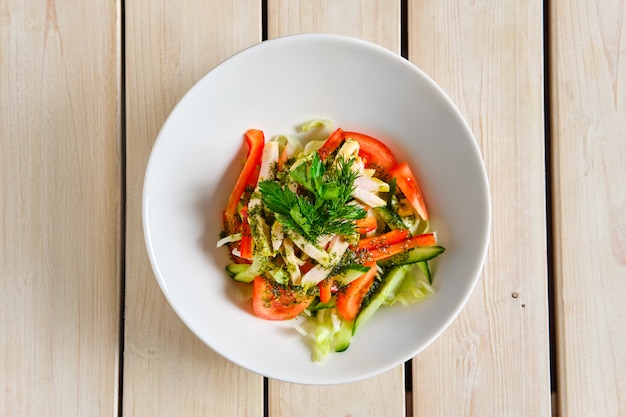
[265,1,405,416]
[407,1,552,416]
[123,1,263,416]
[267,0,400,52]
[0,1,121,416]
[550,0,626,416]
[268,368,405,417]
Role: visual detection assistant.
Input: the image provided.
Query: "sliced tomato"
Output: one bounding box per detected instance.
[317,127,345,160]
[343,131,397,174]
[356,229,410,250]
[336,261,377,321]
[223,129,265,233]
[357,233,437,263]
[389,162,429,220]
[252,277,314,320]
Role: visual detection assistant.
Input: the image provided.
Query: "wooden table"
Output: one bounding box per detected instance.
[2,1,625,416]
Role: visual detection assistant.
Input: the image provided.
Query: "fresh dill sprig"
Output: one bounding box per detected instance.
[258,153,366,242]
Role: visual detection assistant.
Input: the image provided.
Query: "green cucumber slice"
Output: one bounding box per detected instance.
[353,265,411,335]
[416,261,431,284]
[225,263,248,278]
[378,245,445,267]
[225,263,256,283]
[373,207,408,230]
[334,319,354,352]
[335,263,372,285]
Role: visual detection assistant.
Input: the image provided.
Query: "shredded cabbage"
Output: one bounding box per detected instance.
[216,233,242,247]
[302,139,326,155]
[270,134,303,158]
[386,264,435,306]
[306,308,344,362]
[300,119,333,133]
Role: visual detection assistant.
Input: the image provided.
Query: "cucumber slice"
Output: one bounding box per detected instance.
[225,263,248,278]
[415,261,431,284]
[378,245,445,267]
[308,299,336,312]
[335,263,372,285]
[334,319,354,352]
[225,263,256,283]
[345,263,371,273]
[268,267,289,285]
[373,207,408,230]
[354,265,411,335]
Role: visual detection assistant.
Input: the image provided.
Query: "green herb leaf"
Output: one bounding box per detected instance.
[290,162,311,192]
[319,182,340,200]
[257,181,296,216]
[258,156,366,242]
[290,205,310,233]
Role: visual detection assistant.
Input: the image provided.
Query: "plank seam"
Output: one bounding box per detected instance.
[262,0,268,41]
[401,0,408,59]
[405,359,413,417]
[543,0,558,415]
[118,0,127,415]
[264,377,269,417]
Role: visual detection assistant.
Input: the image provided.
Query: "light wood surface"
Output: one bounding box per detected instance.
[0,1,121,416]
[407,1,552,416]
[123,0,264,416]
[550,0,626,416]
[268,0,400,52]
[2,0,625,415]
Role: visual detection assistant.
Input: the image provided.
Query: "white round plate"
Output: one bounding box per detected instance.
[143,34,491,385]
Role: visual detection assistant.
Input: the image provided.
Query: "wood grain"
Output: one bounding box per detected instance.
[268,367,405,417]
[0,0,121,416]
[407,0,552,415]
[266,1,405,416]
[123,1,263,416]
[267,0,400,53]
[550,1,626,416]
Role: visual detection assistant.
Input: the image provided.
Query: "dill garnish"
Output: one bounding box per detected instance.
[259,153,366,242]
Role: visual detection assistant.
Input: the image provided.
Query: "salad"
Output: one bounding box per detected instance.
[218,120,445,362]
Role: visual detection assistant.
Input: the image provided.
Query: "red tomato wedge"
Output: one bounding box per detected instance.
[343,131,397,174]
[252,277,314,320]
[357,233,437,263]
[223,129,265,233]
[389,162,429,220]
[317,127,345,160]
[336,261,378,321]
[356,229,410,250]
